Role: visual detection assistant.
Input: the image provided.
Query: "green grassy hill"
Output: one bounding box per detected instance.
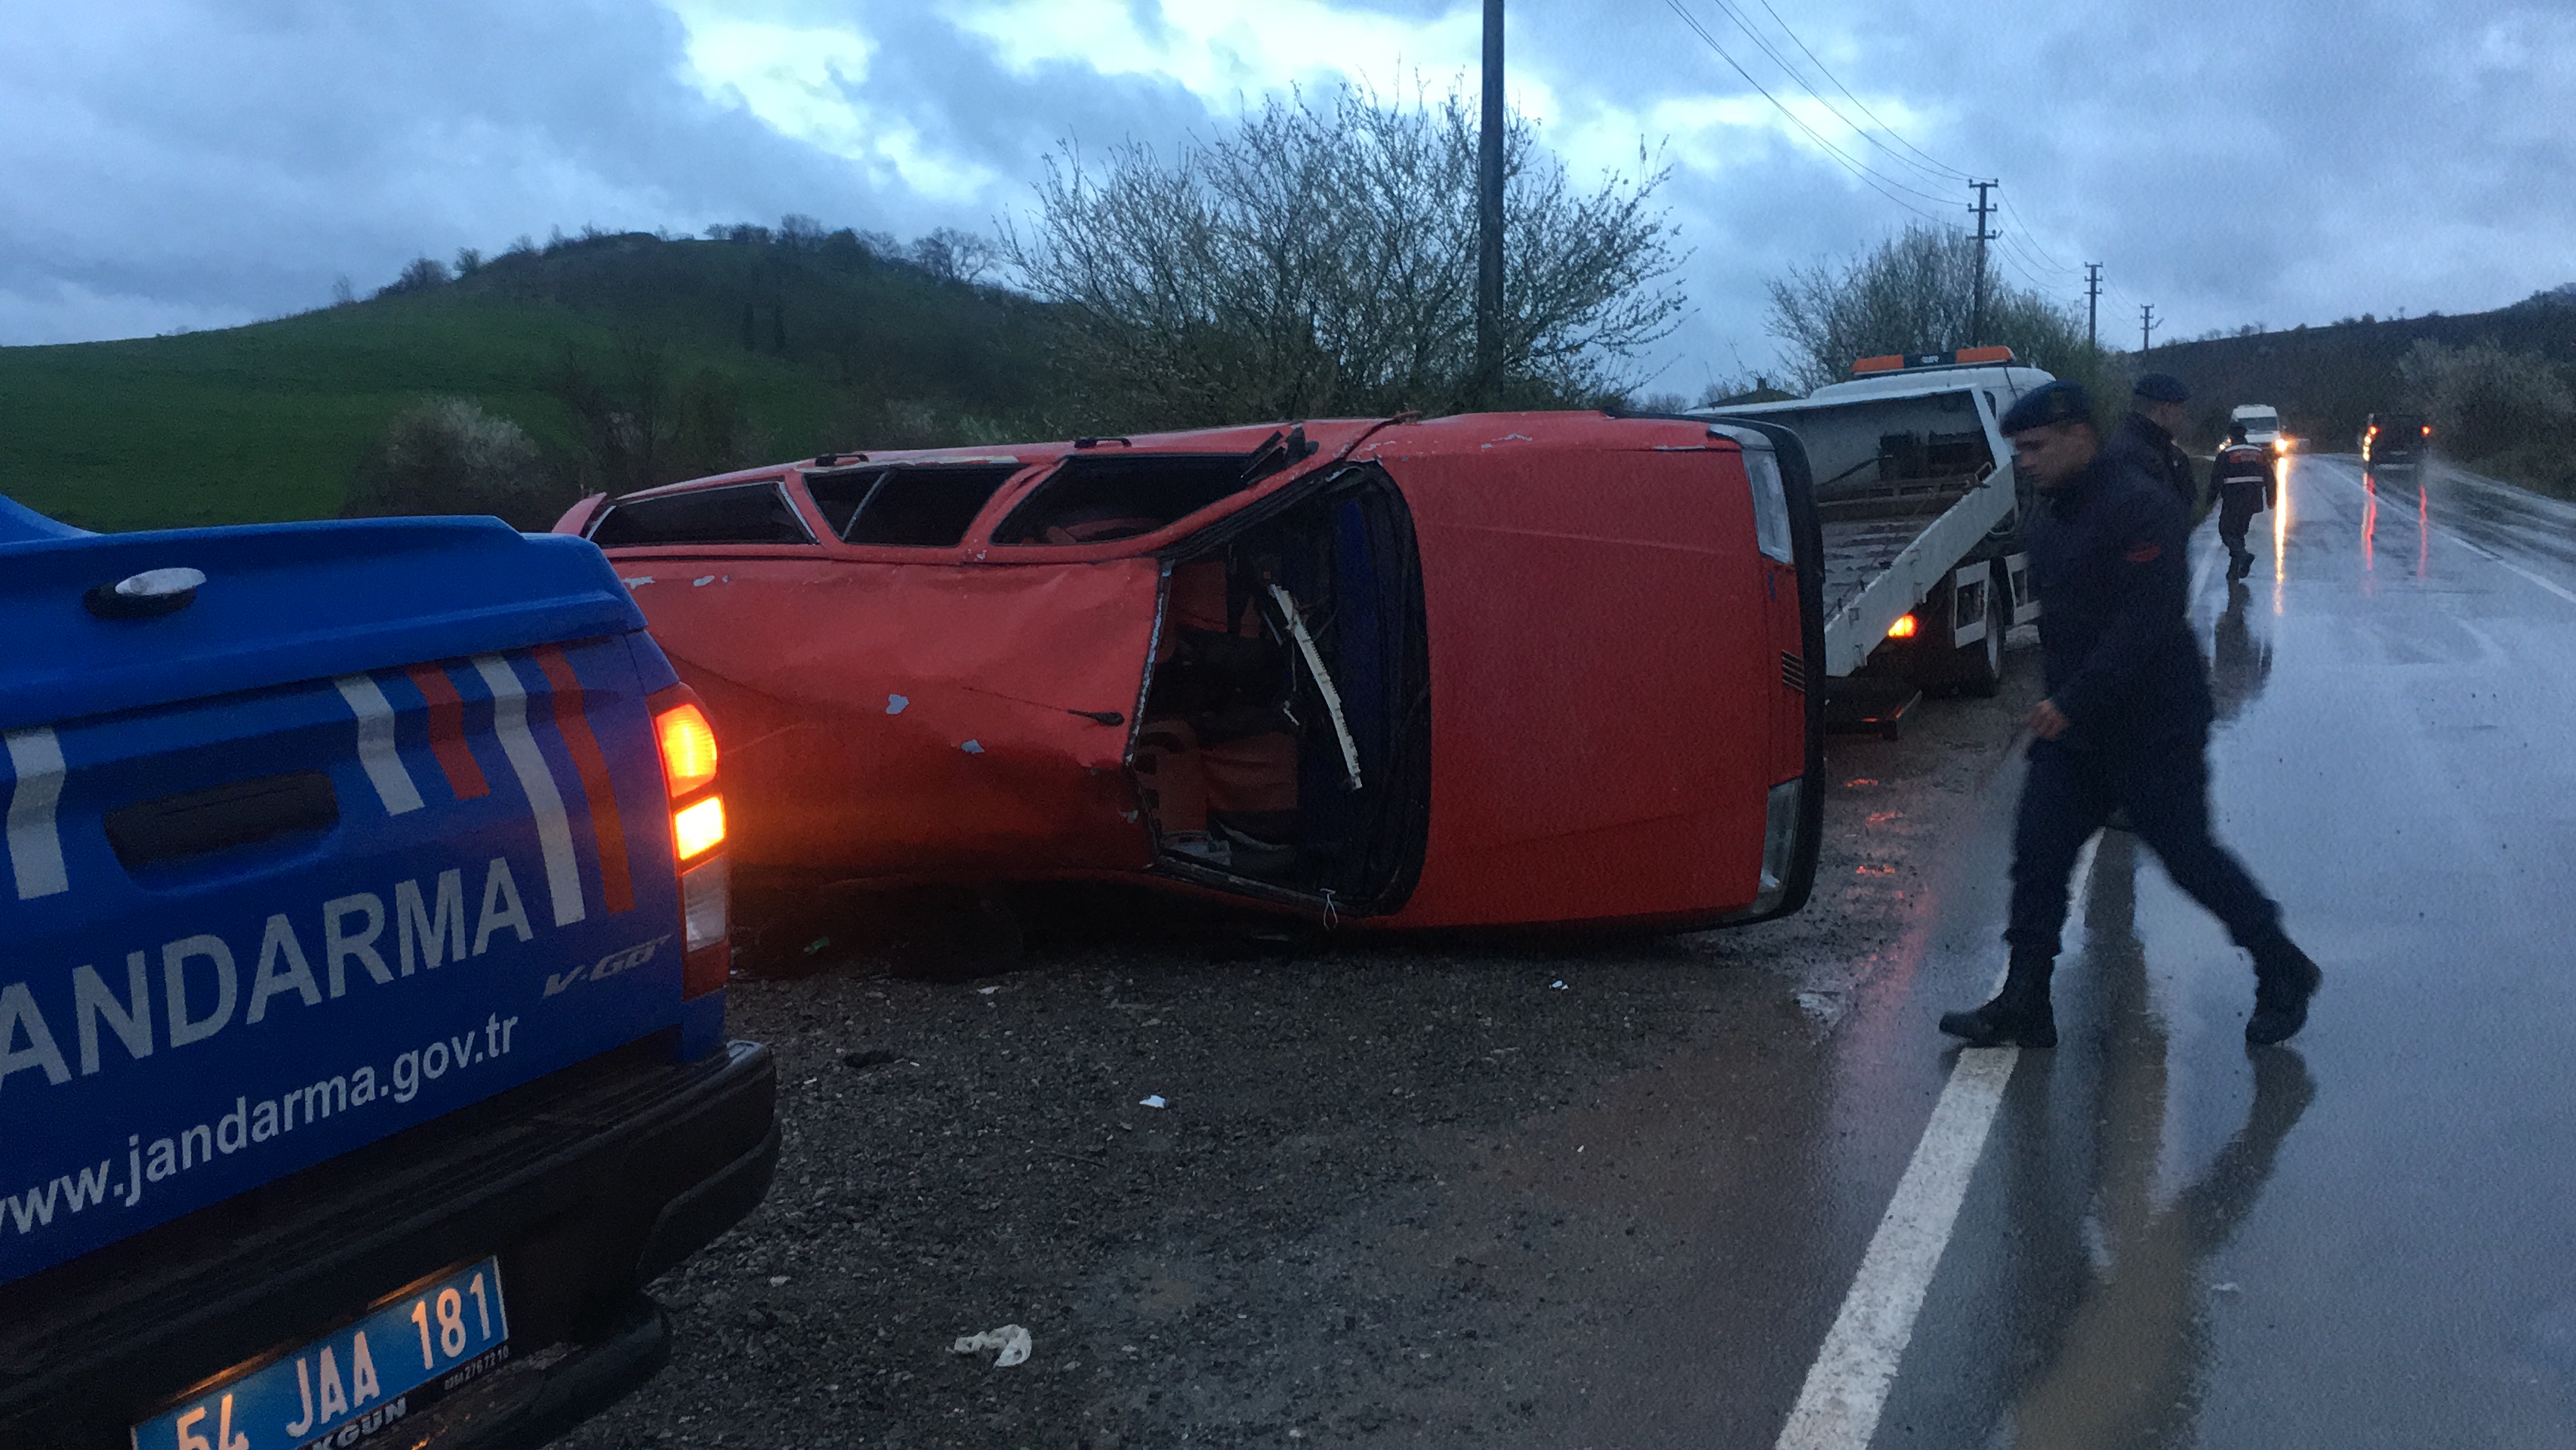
[0,229,1058,532]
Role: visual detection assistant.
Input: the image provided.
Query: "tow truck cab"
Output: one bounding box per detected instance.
[1698,347,2048,730]
[0,497,776,1450]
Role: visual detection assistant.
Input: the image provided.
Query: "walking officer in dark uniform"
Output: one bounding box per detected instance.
[2211,421,2273,581]
[1940,380,2323,1048]
[2107,372,2201,514]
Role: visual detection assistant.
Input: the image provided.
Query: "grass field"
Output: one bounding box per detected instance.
[1,232,1052,532]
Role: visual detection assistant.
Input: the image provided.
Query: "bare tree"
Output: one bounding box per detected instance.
[1003,85,1685,427]
[1765,224,2101,395]
[911,227,997,284]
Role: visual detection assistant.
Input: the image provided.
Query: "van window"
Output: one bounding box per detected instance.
[806,464,1018,546]
[994,433,1308,546]
[588,480,813,547]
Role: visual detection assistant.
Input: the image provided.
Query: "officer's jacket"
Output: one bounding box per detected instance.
[2211,442,2270,492]
[2028,447,2214,747]
[2106,411,2199,513]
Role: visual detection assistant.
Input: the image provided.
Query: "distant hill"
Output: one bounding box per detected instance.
[2152,292,2576,450]
[0,228,1059,532]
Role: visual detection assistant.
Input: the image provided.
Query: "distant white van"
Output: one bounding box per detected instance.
[2232,403,2288,453]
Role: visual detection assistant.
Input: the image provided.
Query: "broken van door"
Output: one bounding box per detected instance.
[1132,464,1432,917]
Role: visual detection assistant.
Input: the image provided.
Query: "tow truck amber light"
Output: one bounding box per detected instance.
[1887,612,1920,640]
[656,703,719,798]
[673,794,726,861]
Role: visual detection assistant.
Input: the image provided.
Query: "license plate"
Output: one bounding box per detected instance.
[133,1257,510,1450]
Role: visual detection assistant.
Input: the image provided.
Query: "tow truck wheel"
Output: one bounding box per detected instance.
[1956,579,2004,698]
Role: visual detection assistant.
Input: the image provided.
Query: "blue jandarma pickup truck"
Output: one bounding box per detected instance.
[0,495,776,1450]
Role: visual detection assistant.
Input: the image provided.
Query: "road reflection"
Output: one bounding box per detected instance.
[2361,471,2378,573]
[1998,833,2316,1448]
[2210,582,2272,724]
[2269,460,2292,614]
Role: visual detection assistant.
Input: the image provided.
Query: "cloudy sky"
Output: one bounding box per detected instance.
[6,0,2571,390]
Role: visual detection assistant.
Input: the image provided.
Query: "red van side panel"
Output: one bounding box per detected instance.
[621,557,1161,881]
[1363,415,1774,928]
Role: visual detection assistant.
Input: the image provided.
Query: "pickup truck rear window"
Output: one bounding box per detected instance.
[805,464,1018,547]
[589,481,813,548]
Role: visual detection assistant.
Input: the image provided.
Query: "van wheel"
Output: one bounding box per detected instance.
[1957,582,2004,698]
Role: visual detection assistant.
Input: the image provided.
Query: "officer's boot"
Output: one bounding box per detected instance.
[1938,949,2058,1048]
[2246,936,2324,1046]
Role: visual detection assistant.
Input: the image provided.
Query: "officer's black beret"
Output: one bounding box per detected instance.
[1998,380,2094,434]
[2133,372,2191,403]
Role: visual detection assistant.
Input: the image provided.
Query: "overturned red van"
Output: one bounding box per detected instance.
[554,412,1823,931]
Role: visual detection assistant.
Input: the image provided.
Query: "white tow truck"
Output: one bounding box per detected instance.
[1698,347,2052,735]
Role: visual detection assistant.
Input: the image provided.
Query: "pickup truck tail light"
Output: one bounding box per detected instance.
[650,687,729,999]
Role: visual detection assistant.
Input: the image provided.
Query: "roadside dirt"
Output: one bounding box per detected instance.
[558,640,2044,1449]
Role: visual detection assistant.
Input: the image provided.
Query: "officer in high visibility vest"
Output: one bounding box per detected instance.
[1940,380,2322,1049]
[2211,421,2272,581]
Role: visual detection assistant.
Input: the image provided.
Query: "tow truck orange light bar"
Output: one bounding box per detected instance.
[1853,346,2017,375]
[1887,612,1921,640]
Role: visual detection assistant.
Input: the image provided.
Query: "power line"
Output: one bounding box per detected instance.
[1695,0,1959,204]
[1746,0,1974,184]
[1998,229,2081,289]
[1999,195,2080,273]
[1661,0,2108,306]
[1660,0,1946,221]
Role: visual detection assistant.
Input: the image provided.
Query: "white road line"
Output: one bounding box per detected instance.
[1776,839,2098,1450]
[3,727,69,901]
[471,654,587,927]
[334,674,425,816]
[2493,557,2576,607]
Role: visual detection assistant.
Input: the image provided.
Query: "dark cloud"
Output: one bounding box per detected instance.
[5,0,2571,387]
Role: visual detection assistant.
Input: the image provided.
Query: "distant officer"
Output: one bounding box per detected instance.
[1940,380,2322,1049]
[2211,421,2272,581]
[2107,373,2200,514]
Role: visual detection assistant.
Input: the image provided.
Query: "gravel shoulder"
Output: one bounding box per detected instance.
[559,640,2044,1449]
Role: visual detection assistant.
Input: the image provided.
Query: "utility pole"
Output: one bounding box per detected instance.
[2140,303,2158,355]
[2085,264,2103,352]
[1967,179,1998,346]
[1476,0,1505,403]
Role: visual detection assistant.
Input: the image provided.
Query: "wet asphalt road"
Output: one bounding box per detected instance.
[572,455,2576,1448]
[1841,453,2576,1448]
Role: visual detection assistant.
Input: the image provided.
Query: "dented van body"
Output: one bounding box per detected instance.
[0,498,775,1448]
[562,411,1827,932]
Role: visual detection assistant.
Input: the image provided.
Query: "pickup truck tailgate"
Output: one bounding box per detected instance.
[0,517,689,1285]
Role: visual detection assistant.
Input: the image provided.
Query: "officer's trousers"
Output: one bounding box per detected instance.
[2006,736,2283,958]
[2217,482,2265,558]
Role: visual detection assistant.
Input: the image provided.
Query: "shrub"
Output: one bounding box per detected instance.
[2396,338,2576,464]
[376,257,451,298]
[341,398,568,529]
